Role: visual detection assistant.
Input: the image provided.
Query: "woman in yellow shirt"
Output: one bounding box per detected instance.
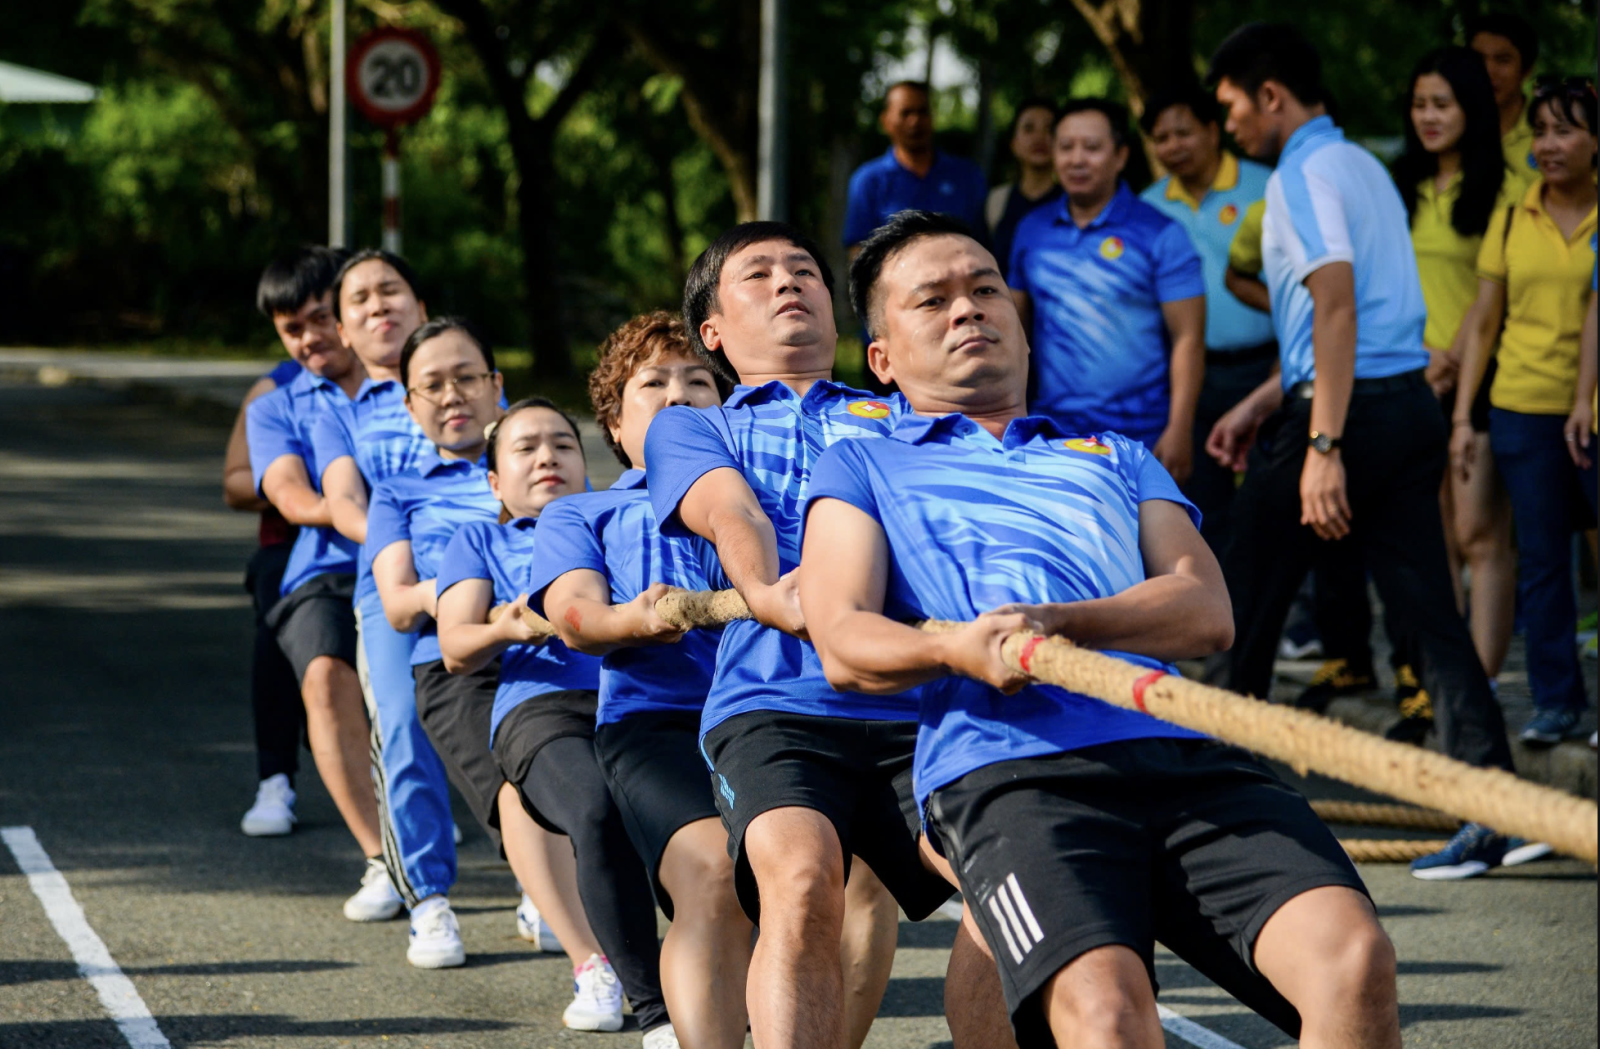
[1394,47,1515,708]
[1454,78,1600,745]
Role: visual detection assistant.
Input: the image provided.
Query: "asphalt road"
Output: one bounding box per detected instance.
[0,377,1594,1049]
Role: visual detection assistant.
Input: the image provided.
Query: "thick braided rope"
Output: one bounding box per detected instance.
[1310,801,1461,833]
[1340,839,1453,863]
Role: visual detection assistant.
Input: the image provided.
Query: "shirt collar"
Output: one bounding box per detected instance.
[1056,181,1134,230]
[510,515,538,531]
[1164,152,1241,210]
[1520,177,1600,237]
[885,145,944,177]
[891,411,1067,449]
[724,377,877,409]
[611,469,647,490]
[1281,115,1342,164]
[354,375,401,401]
[419,452,483,477]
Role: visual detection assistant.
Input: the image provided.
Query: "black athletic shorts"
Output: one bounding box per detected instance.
[594,709,723,919]
[491,689,599,834]
[700,710,955,924]
[414,658,504,848]
[925,738,1369,1045]
[264,573,358,684]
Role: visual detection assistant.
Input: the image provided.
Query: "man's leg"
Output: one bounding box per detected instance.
[248,545,302,784]
[1253,888,1399,1049]
[919,836,1016,1049]
[299,654,382,856]
[841,862,897,1049]
[658,818,754,1049]
[1041,946,1165,1049]
[1451,432,1516,678]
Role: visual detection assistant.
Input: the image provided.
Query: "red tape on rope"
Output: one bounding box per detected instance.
[1018,636,1046,674]
[1131,670,1168,714]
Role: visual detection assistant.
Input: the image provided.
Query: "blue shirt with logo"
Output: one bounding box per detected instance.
[804,415,1204,810]
[843,148,988,247]
[1141,154,1277,352]
[246,369,360,596]
[1262,116,1429,388]
[366,454,503,665]
[645,380,924,733]
[527,470,726,727]
[436,517,602,743]
[1009,183,1207,445]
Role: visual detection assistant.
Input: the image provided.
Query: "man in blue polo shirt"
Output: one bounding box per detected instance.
[644,221,992,1049]
[1009,98,1207,482]
[802,209,1397,1049]
[1204,23,1519,880]
[1140,84,1275,550]
[843,81,987,254]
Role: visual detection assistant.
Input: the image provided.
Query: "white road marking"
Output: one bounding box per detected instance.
[929,896,1252,1049]
[2,826,172,1049]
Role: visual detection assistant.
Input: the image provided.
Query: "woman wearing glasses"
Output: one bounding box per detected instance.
[1452,77,1598,758]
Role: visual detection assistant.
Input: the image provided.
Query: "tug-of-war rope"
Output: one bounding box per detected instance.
[491,589,1599,865]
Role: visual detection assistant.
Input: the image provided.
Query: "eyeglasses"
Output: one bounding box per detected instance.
[407,371,495,403]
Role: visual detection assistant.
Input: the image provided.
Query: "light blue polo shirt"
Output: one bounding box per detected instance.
[1009,182,1207,445]
[527,470,726,727]
[246,369,360,597]
[435,517,602,742]
[644,380,924,734]
[1262,115,1429,388]
[803,413,1203,810]
[1141,153,1276,352]
[366,453,502,666]
[843,148,988,246]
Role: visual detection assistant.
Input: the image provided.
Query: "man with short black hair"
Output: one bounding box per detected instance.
[1467,11,1541,194]
[843,81,988,255]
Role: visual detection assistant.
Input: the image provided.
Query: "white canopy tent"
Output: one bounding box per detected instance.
[0,61,97,104]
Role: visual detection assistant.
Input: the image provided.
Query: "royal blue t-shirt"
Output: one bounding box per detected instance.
[366,454,502,665]
[436,517,602,743]
[645,380,923,733]
[804,414,1204,810]
[1009,182,1206,445]
[843,148,988,247]
[526,470,725,727]
[246,369,360,596]
[266,358,303,388]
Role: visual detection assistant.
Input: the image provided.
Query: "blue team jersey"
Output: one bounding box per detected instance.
[645,380,924,732]
[1009,183,1207,444]
[843,148,988,247]
[526,470,725,727]
[1141,153,1277,352]
[804,414,1205,810]
[310,378,434,605]
[366,454,501,666]
[246,369,360,596]
[1263,116,1429,388]
[436,518,602,742]
[266,359,303,387]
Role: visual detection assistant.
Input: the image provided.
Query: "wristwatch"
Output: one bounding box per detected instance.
[1308,431,1343,454]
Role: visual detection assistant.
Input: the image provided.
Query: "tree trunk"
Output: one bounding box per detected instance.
[1064,0,1196,173]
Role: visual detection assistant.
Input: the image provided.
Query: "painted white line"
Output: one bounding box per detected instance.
[1158,1004,1249,1049]
[1,826,172,1049]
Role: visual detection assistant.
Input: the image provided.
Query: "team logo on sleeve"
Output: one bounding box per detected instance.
[1062,436,1112,455]
[847,400,892,419]
[1098,236,1124,260]
[1219,204,1239,225]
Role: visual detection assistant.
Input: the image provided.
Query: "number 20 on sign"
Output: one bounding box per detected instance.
[347,28,441,253]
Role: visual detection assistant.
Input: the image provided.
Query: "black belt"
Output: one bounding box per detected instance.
[1206,340,1278,366]
[1289,369,1427,401]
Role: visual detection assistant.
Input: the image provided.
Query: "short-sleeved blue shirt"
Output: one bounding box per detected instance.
[644,380,924,732]
[1141,153,1277,352]
[804,414,1205,809]
[1262,116,1429,388]
[437,517,603,742]
[526,470,726,727]
[266,359,303,387]
[246,369,360,596]
[310,378,434,605]
[366,454,501,666]
[843,148,988,247]
[1009,183,1207,445]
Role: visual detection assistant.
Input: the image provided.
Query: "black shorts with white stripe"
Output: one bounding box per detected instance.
[924,737,1367,1046]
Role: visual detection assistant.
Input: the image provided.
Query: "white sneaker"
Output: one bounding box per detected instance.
[641,1023,680,1049]
[343,858,404,922]
[516,894,563,951]
[407,897,467,969]
[240,774,296,837]
[452,821,463,844]
[564,954,624,1032]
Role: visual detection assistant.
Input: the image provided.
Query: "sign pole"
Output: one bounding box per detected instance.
[329,0,347,247]
[382,128,401,254]
[347,26,439,253]
[756,0,788,220]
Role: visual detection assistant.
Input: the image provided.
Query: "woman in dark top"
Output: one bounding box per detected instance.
[986,96,1062,278]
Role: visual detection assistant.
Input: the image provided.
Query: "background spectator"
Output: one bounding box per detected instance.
[985,97,1061,280]
[1467,11,1542,197]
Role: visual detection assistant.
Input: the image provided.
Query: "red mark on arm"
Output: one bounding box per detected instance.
[563,606,583,633]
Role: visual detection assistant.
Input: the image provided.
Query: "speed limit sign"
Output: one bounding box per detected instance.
[347,28,441,128]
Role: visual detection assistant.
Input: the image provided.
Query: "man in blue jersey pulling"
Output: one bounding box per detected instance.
[801,210,1399,1049]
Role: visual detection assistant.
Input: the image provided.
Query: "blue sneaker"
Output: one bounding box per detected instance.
[1519,708,1581,746]
[1411,823,1508,880]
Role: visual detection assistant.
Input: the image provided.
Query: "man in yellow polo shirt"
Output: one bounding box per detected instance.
[1468,12,1540,197]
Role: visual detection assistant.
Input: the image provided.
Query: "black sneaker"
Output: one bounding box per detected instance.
[1385,678,1434,745]
[1294,658,1376,713]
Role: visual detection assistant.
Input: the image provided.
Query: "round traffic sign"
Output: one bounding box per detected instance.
[347,28,441,128]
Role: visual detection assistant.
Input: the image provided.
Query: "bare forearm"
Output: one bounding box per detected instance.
[224,467,268,512]
[275,488,333,527]
[815,610,954,694]
[552,598,644,655]
[440,621,512,674]
[1167,333,1204,432]
[1309,303,1356,437]
[1225,269,1271,313]
[1040,575,1232,660]
[328,495,368,544]
[706,503,781,596]
[384,580,435,632]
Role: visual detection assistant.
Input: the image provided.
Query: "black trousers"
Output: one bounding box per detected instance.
[1212,372,1513,772]
[245,544,306,782]
[1184,346,1278,557]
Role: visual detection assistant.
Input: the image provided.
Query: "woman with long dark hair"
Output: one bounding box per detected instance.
[1385,47,1514,743]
